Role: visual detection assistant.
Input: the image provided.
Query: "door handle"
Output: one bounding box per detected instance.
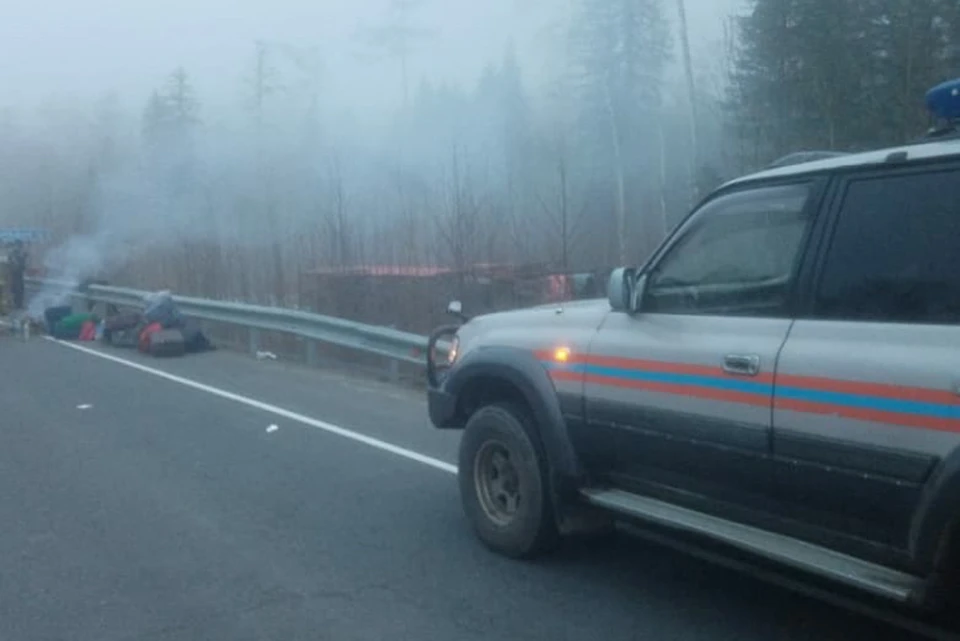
[723,354,761,377]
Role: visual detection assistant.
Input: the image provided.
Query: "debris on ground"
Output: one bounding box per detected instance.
[0,311,40,340]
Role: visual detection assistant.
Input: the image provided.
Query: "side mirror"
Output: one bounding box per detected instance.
[607,268,646,314]
[446,300,468,322]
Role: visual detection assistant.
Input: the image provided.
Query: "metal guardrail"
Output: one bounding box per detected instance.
[25,278,435,376]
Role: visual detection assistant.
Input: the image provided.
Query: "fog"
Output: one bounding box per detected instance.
[3,0,953,330]
[1,1,738,113]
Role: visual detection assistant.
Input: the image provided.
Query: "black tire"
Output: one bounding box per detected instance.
[458,403,558,559]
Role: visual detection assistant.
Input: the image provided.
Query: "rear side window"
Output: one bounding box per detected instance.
[814,166,960,324]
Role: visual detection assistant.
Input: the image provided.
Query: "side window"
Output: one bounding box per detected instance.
[814,167,960,324]
[644,183,814,316]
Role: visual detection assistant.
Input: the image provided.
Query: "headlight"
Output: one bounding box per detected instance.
[447,335,460,365]
[427,325,461,388]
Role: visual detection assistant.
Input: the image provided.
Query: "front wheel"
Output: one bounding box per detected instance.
[458,403,558,559]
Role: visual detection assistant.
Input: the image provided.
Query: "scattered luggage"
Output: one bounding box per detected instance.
[138,322,163,353]
[78,321,97,342]
[43,305,72,332]
[102,311,143,343]
[109,327,139,348]
[181,320,214,353]
[40,290,212,358]
[148,328,186,357]
[143,291,183,328]
[104,312,142,332]
[52,313,98,340]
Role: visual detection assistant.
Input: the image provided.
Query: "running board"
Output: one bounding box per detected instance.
[581,488,924,603]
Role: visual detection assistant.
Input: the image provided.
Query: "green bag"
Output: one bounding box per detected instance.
[53,313,97,340]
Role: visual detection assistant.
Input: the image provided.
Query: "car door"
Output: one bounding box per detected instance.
[773,162,960,553]
[576,180,824,509]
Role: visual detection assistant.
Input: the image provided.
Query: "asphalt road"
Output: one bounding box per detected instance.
[0,336,932,640]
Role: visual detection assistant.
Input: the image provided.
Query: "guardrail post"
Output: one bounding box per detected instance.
[306,340,317,367]
[387,358,399,383]
[249,328,260,355]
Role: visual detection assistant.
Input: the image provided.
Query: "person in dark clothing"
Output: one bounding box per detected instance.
[9,240,27,310]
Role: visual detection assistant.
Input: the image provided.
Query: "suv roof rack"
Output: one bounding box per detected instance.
[767,151,848,169]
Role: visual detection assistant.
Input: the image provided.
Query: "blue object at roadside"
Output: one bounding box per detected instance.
[926,78,960,123]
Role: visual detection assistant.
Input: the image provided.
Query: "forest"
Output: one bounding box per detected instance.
[2,0,959,329]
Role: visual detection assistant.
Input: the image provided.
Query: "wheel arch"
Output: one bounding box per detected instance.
[444,346,585,495]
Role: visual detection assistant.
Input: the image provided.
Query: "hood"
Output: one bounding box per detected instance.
[455,298,611,357]
[472,298,608,326]
[528,298,609,312]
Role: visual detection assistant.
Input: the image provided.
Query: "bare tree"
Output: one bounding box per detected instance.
[258,40,324,143]
[244,42,286,303]
[246,41,283,132]
[571,0,671,265]
[600,76,628,265]
[436,146,479,291]
[536,136,586,272]
[326,152,350,269]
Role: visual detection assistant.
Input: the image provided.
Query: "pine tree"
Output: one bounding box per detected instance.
[163,67,201,129]
[865,0,959,143]
[141,91,171,147]
[142,67,200,151]
[140,67,202,216]
[729,0,869,159]
[729,0,960,168]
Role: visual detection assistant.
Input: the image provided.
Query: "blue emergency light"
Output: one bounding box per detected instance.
[926,78,960,123]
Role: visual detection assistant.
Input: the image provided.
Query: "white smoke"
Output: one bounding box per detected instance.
[23,109,339,321]
[26,160,195,319]
[26,233,115,318]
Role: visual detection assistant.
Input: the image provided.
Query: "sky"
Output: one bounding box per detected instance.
[0,0,744,119]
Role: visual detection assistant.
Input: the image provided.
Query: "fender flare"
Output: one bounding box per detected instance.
[444,345,585,489]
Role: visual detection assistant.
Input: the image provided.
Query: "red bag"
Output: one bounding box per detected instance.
[139,322,162,353]
[79,321,97,342]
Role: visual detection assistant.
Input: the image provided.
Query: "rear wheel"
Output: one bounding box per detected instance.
[458,403,558,558]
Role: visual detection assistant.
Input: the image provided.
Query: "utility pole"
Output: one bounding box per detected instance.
[676,0,700,203]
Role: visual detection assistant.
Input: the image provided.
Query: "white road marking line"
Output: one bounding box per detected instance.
[266,424,279,434]
[46,337,458,475]
[77,404,94,410]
